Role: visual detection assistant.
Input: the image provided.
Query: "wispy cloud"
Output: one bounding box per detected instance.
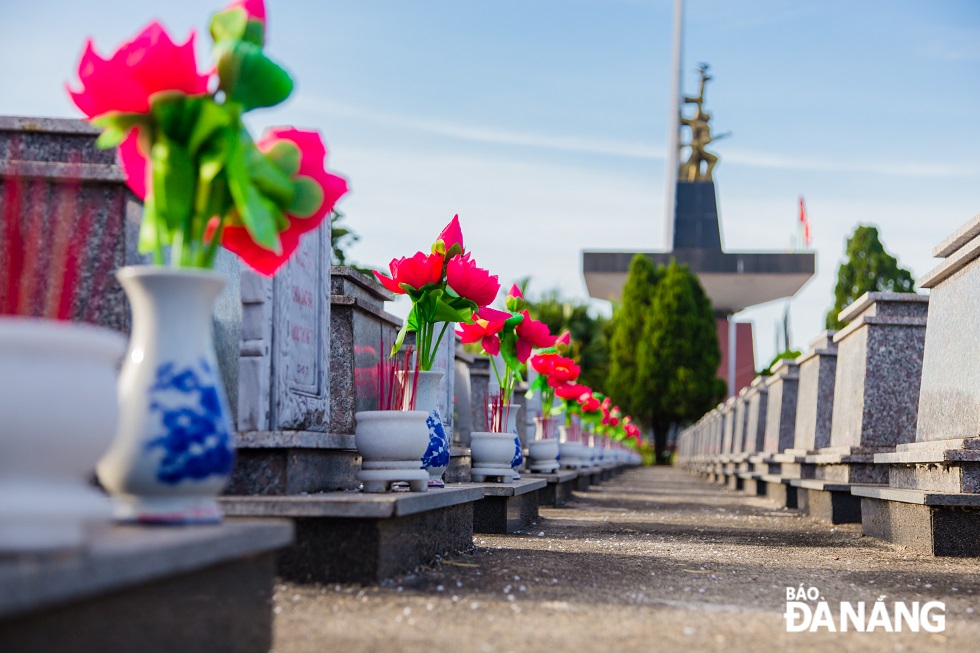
[294,97,664,160]
[296,97,980,179]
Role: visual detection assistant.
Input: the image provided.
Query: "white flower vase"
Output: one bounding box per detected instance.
[0,318,126,552]
[416,370,450,487]
[355,411,430,492]
[558,425,586,470]
[470,431,517,483]
[97,267,236,524]
[508,405,523,480]
[527,416,560,473]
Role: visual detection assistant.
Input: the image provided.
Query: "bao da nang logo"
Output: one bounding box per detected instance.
[784,586,945,633]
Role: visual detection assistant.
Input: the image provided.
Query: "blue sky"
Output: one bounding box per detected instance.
[2,0,978,367]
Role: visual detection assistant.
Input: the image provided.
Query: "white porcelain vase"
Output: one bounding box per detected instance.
[470,431,517,483]
[355,410,430,492]
[415,370,450,487]
[97,267,235,524]
[527,416,560,473]
[558,425,587,470]
[0,318,126,552]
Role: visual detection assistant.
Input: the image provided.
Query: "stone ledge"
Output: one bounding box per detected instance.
[851,485,980,506]
[0,520,292,619]
[219,485,484,520]
[875,437,980,464]
[759,474,794,485]
[457,478,546,497]
[932,212,980,258]
[788,478,880,493]
[235,430,356,450]
[524,470,577,484]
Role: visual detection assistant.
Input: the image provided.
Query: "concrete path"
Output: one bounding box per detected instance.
[272,466,980,653]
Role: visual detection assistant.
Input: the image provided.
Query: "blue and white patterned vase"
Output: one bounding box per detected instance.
[507,405,523,479]
[415,370,450,487]
[97,267,235,524]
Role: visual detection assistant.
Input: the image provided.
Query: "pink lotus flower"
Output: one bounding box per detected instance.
[477,306,512,322]
[446,254,499,307]
[579,394,601,413]
[227,0,266,23]
[515,310,556,362]
[68,21,210,119]
[433,214,464,255]
[374,251,444,294]
[118,131,149,199]
[215,128,348,276]
[456,319,505,356]
[555,383,590,402]
[505,283,527,312]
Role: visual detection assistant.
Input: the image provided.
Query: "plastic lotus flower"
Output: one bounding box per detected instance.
[68,22,210,118]
[215,128,347,275]
[456,285,546,407]
[68,0,347,274]
[378,216,498,370]
[456,317,504,356]
[446,254,500,308]
[515,310,557,362]
[374,251,445,295]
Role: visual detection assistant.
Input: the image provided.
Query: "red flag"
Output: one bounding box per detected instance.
[799,196,811,247]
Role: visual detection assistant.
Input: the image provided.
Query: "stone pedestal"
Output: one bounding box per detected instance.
[783,331,837,480]
[221,486,483,583]
[468,478,546,534]
[757,360,800,507]
[533,470,578,508]
[854,216,980,555]
[801,292,928,523]
[0,520,292,653]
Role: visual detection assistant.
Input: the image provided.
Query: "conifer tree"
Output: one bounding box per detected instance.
[637,260,723,462]
[826,225,915,329]
[605,254,662,418]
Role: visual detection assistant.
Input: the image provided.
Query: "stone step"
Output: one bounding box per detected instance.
[0,520,292,653]
[458,479,546,534]
[220,486,484,583]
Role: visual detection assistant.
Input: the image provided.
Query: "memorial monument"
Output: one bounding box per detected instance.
[583,64,816,396]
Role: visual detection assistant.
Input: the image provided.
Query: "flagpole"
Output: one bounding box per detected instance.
[663,0,683,248]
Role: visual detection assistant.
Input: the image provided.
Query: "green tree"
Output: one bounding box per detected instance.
[330,209,359,266]
[758,349,802,377]
[605,255,663,419]
[526,288,611,392]
[826,225,915,330]
[637,260,724,463]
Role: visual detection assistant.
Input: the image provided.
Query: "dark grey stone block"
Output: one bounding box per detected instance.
[537,474,576,508]
[279,503,474,583]
[445,447,472,483]
[226,434,359,495]
[470,479,543,534]
[762,477,798,509]
[220,486,483,583]
[797,486,862,524]
[0,520,292,653]
[860,497,980,557]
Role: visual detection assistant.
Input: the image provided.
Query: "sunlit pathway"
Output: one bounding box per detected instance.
[272,466,980,653]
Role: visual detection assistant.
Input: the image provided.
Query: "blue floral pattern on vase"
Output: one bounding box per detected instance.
[421,408,451,471]
[511,433,524,469]
[145,359,235,485]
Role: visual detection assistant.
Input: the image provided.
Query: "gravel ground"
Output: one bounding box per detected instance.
[271,466,980,653]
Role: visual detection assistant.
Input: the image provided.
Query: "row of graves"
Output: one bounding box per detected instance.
[0,117,639,652]
[676,212,980,558]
